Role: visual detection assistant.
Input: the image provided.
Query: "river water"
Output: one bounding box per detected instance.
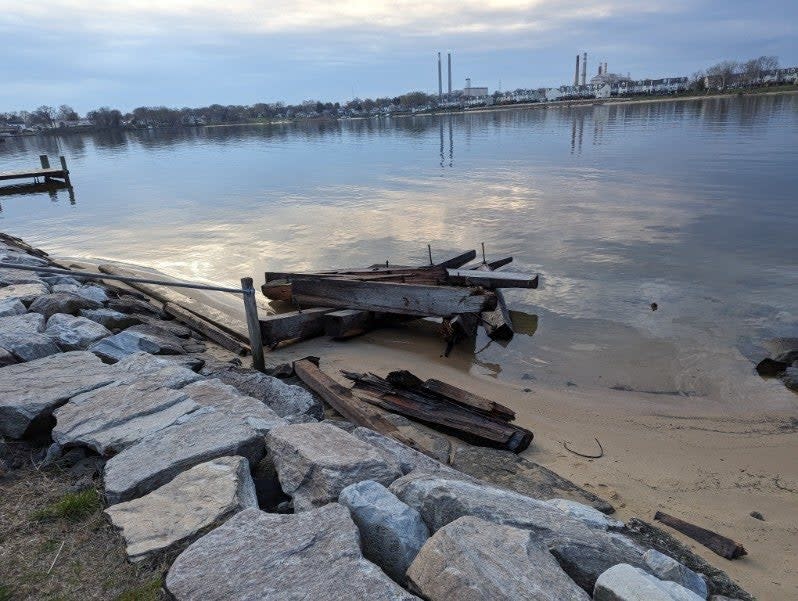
[1,94,796,408]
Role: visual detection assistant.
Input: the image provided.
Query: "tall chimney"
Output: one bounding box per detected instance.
[581,52,587,86]
[598,63,602,76]
[447,52,452,96]
[574,54,580,87]
[437,52,442,99]
[604,62,608,74]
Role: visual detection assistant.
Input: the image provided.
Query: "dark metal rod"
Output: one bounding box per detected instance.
[0,262,245,294]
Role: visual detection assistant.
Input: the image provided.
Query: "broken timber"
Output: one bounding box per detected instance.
[445,268,539,289]
[259,308,334,346]
[290,278,497,318]
[422,378,516,421]
[163,302,248,355]
[654,511,747,560]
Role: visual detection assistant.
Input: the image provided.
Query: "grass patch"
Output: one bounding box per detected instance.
[31,489,101,523]
[0,585,12,601]
[114,577,163,601]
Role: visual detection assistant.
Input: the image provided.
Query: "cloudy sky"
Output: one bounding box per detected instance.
[1,0,795,113]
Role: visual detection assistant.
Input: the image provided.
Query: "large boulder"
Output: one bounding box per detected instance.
[644,549,708,598]
[79,308,141,330]
[181,379,286,434]
[594,563,705,601]
[103,411,266,504]
[547,498,624,530]
[0,298,27,317]
[202,365,323,419]
[0,268,46,286]
[0,351,115,438]
[73,285,109,304]
[0,312,60,361]
[105,456,258,561]
[0,282,50,305]
[28,291,101,317]
[109,352,203,390]
[449,443,614,513]
[89,328,186,363]
[406,516,589,601]
[45,313,112,351]
[266,423,402,511]
[165,504,418,601]
[339,480,429,584]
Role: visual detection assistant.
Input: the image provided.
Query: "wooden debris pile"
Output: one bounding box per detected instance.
[260,248,538,353]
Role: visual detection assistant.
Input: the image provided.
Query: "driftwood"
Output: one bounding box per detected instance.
[654,511,747,560]
[342,370,532,452]
[291,278,496,318]
[259,308,333,346]
[422,377,515,421]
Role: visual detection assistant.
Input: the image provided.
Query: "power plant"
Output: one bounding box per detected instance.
[434,51,488,99]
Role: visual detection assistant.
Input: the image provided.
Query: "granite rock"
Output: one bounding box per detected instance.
[0,282,50,305]
[0,298,27,317]
[547,498,624,530]
[594,563,705,601]
[28,291,101,318]
[644,549,708,598]
[79,308,141,330]
[90,328,186,363]
[45,313,112,351]
[0,313,60,362]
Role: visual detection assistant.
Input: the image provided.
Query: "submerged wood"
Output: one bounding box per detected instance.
[259,308,333,346]
[654,511,747,560]
[290,278,496,318]
[445,268,539,289]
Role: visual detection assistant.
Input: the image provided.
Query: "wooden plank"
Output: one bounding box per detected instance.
[291,278,496,318]
[265,266,447,283]
[261,281,292,302]
[654,511,747,560]
[97,264,250,342]
[324,309,375,339]
[423,378,516,421]
[435,250,477,268]
[259,308,334,345]
[0,168,67,181]
[446,268,539,289]
[164,302,249,355]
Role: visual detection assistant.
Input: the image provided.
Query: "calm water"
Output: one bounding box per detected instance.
[1,95,797,406]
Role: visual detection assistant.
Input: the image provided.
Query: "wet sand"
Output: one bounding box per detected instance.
[70,258,797,599]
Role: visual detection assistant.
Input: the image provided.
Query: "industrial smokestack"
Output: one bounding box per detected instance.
[581,52,587,86]
[437,52,442,99]
[604,62,608,75]
[447,52,452,95]
[598,63,602,75]
[574,54,580,87]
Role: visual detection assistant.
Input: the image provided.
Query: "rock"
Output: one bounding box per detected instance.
[41,275,83,286]
[67,476,94,493]
[754,358,788,376]
[107,295,165,318]
[151,354,205,372]
[42,442,63,466]
[69,455,105,478]
[89,328,186,363]
[339,480,429,583]
[0,348,17,367]
[0,351,114,438]
[79,308,141,330]
[0,313,60,362]
[74,285,109,304]
[45,313,112,351]
[547,498,624,530]
[266,422,402,511]
[103,412,266,504]
[644,549,709,598]
[165,504,418,601]
[129,318,192,339]
[594,563,705,601]
[28,292,101,318]
[0,268,46,286]
[0,298,27,317]
[53,382,199,454]
[749,511,764,521]
[59,446,89,467]
[0,282,50,305]
[203,365,323,419]
[0,251,49,267]
[709,596,744,601]
[774,349,798,364]
[406,516,589,601]
[181,379,286,434]
[51,283,80,294]
[449,443,614,513]
[782,367,798,391]
[109,352,203,390]
[324,418,358,432]
[105,456,258,561]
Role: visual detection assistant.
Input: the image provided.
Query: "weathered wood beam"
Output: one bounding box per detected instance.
[435,250,477,269]
[446,268,539,289]
[324,309,375,339]
[654,511,747,560]
[261,281,292,302]
[290,278,496,318]
[259,308,334,346]
[163,302,249,355]
[422,378,516,421]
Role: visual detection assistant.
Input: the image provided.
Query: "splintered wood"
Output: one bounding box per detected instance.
[259,247,539,350]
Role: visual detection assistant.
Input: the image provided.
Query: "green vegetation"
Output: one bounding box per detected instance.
[31,489,101,523]
[114,577,163,601]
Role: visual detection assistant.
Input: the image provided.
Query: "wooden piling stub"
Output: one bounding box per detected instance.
[241,277,266,372]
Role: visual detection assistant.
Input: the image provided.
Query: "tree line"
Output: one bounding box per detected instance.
[692,56,781,90]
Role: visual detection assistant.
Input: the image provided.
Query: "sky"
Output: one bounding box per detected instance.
[0,0,796,114]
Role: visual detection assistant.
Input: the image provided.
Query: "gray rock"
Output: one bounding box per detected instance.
[45,313,112,351]
[103,411,265,504]
[0,251,49,267]
[165,504,418,601]
[547,498,624,530]
[28,292,101,318]
[0,347,17,367]
[53,382,199,454]
[406,516,589,601]
[339,480,429,583]
[0,298,27,317]
[107,295,165,318]
[79,308,141,330]
[41,275,83,287]
[266,422,402,511]
[0,282,50,305]
[774,349,798,364]
[449,443,614,513]
[109,352,203,390]
[74,285,109,304]
[0,313,61,362]
[644,549,708,598]
[204,366,323,419]
[89,328,186,362]
[129,318,192,339]
[594,563,705,601]
[324,418,358,432]
[105,456,258,561]
[51,283,81,295]
[0,268,46,286]
[0,351,115,438]
[182,379,286,434]
[782,367,798,391]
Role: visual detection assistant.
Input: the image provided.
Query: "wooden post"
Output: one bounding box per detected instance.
[59,156,71,186]
[39,155,50,169]
[241,277,266,372]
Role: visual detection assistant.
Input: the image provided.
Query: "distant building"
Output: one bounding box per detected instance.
[462,77,488,98]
